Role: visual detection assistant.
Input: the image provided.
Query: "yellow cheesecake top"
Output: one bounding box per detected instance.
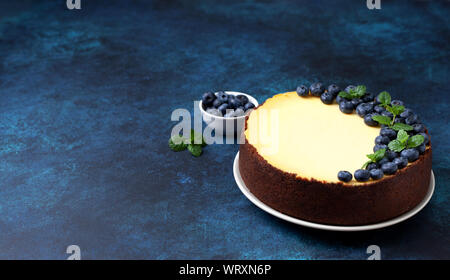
[244,91,381,183]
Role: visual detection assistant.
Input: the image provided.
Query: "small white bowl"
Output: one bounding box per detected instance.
[199,91,259,137]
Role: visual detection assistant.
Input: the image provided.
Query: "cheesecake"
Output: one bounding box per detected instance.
[239,86,432,225]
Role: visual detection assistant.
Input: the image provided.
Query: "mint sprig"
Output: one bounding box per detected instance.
[338,85,367,99]
[371,91,413,131]
[387,129,424,152]
[169,130,207,156]
[362,148,386,169]
[169,135,187,152]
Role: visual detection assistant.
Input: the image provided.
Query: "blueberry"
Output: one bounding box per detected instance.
[310,82,325,96]
[216,91,228,103]
[370,169,384,180]
[339,101,354,114]
[400,148,420,162]
[381,162,398,175]
[296,85,309,97]
[380,128,397,140]
[351,98,363,108]
[202,92,216,107]
[405,114,418,125]
[391,100,404,106]
[327,84,340,97]
[228,97,243,109]
[374,105,385,113]
[320,92,335,104]
[375,135,390,145]
[212,98,223,108]
[419,132,429,145]
[378,157,390,166]
[385,150,399,161]
[244,102,255,111]
[381,110,394,118]
[374,144,387,152]
[364,113,379,127]
[235,94,248,104]
[345,85,356,93]
[206,108,222,117]
[400,108,413,118]
[366,162,379,170]
[218,103,229,115]
[394,117,405,123]
[362,93,374,103]
[356,103,374,117]
[393,157,408,169]
[338,171,352,182]
[416,143,426,154]
[413,123,425,133]
[354,169,370,182]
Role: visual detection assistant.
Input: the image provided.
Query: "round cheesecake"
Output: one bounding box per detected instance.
[239,91,432,225]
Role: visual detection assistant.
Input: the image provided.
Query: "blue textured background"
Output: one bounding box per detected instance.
[0,0,449,259]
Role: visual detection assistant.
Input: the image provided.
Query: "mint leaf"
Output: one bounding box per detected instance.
[352,85,367,98]
[341,85,367,99]
[366,154,377,162]
[386,105,405,116]
[187,144,202,157]
[366,149,386,162]
[407,134,425,148]
[169,135,187,152]
[377,91,391,106]
[338,91,352,99]
[390,105,405,116]
[372,115,392,125]
[397,129,409,144]
[373,148,386,161]
[391,123,413,131]
[388,139,405,152]
[367,148,386,162]
[363,149,385,168]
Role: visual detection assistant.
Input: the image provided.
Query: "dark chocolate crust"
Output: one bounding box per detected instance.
[239,135,432,226]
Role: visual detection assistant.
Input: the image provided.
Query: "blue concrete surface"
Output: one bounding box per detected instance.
[0,0,449,259]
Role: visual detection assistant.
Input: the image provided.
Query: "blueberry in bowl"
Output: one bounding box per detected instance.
[202,92,216,107]
[199,91,259,136]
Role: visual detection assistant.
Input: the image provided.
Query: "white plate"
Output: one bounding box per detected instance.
[233,152,435,232]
